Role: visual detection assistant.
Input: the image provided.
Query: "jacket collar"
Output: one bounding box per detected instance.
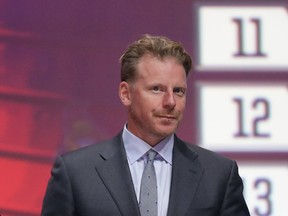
[167,136,204,216]
[94,133,204,216]
[94,133,141,216]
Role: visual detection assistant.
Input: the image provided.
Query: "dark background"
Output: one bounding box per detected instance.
[0,1,197,215]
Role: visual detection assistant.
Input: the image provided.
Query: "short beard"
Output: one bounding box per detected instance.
[128,106,180,140]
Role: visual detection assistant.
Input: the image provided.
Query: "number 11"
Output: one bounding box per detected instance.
[233,18,267,57]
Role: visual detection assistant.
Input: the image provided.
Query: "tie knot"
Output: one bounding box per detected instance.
[147,149,157,163]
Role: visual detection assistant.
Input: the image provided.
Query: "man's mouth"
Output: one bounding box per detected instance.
[158,115,177,120]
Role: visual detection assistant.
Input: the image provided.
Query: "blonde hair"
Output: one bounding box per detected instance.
[120,34,192,82]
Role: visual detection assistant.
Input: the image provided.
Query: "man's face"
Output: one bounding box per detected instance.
[119,54,187,146]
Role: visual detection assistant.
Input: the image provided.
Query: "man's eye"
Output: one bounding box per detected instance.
[152,86,160,92]
[174,87,186,96]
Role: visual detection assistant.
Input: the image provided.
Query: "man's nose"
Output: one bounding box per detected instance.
[163,90,176,108]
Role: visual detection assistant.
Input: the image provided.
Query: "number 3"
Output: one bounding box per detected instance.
[254,178,272,216]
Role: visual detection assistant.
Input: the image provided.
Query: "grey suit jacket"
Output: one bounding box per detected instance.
[41,132,250,216]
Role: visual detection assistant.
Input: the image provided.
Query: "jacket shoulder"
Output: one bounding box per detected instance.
[60,132,123,164]
[175,136,235,168]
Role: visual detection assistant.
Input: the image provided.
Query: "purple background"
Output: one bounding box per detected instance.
[1,0,197,151]
[1,1,286,215]
[0,1,198,215]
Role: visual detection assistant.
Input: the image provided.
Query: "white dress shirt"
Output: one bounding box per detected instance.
[122,125,173,216]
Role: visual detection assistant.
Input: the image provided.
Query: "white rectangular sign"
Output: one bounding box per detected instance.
[198,82,288,152]
[197,5,288,70]
[238,162,288,216]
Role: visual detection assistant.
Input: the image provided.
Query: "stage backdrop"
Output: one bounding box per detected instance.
[0,1,287,215]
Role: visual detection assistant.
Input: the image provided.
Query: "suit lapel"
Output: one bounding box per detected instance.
[94,134,141,216]
[167,136,204,216]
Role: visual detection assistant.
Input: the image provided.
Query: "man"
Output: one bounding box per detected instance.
[41,35,250,216]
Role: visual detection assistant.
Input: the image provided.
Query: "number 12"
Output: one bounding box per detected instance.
[233,98,270,138]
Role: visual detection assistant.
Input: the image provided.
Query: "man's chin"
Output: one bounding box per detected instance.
[153,126,177,138]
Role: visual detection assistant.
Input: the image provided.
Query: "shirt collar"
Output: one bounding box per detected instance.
[122,124,174,165]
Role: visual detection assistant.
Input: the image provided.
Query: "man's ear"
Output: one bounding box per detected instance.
[119,81,132,106]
